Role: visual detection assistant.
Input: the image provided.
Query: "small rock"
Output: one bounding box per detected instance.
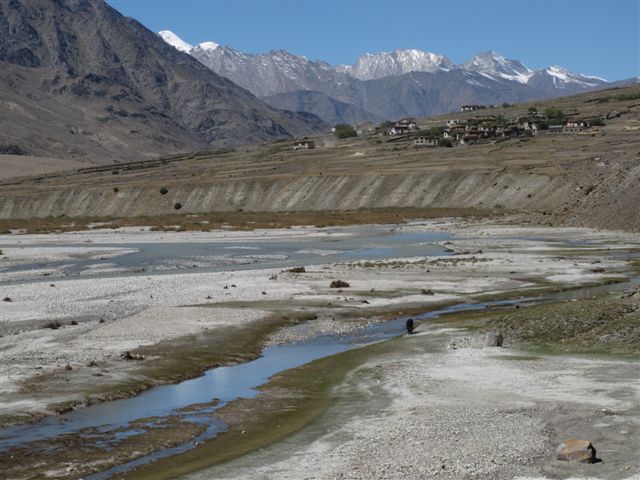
[286,266,306,273]
[484,332,504,347]
[330,280,350,288]
[556,439,597,463]
[121,351,145,361]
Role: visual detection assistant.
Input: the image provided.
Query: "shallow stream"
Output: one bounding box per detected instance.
[1,226,638,479]
[0,227,452,283]
[1,275,637,479]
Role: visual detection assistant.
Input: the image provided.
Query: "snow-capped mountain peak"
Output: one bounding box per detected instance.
[527,65,608,90]
[157,30,193,53]
[197,41,220,52]
[349,49,454,80]
[462,51,532,83]
[545,65,607,83]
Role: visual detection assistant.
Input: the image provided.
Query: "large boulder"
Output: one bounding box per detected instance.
[484,332,504,347]
[556,439,597,463]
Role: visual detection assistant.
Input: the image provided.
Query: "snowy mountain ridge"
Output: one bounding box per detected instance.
[156,30,615,123]
[158,30,608,91]
[461,50,533,84]
[344,49,454,80]
[461,51,608,89]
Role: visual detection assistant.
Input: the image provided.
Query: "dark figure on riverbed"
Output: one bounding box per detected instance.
[406,318,415,334]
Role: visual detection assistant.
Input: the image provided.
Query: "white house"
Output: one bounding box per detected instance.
[414,136,438,147]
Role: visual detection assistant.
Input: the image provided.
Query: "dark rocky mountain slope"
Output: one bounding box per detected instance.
[0,0,322,163]
[271,70,553,121]
[263,90,384,125]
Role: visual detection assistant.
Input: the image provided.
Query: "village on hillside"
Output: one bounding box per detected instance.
[287,103,622,151]
[359,104,618,147]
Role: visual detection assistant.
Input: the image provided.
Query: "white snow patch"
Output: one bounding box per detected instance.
[157,30,193,53]
[198,41,220,51]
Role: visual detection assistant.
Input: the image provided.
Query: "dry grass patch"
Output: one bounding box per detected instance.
[0,207,496,234]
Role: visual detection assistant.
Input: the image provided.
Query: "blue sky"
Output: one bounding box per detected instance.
[109,0,639,80]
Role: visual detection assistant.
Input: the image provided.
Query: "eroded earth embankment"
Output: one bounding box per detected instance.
[1,158,639,232]
[0,170,559,216]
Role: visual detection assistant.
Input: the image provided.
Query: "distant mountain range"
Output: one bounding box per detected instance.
[160,30,621,124]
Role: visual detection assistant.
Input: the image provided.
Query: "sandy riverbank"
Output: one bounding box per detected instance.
[195,330,639,480]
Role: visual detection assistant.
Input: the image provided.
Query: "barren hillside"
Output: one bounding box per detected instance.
[0,0,322,165]
[1,85,638,231]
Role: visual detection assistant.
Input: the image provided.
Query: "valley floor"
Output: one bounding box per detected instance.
[0,218,639,479]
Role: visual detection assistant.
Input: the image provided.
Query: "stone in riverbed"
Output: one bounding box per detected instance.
[484,332,504,347]
[406,319,414,334]
[556,439,597,463]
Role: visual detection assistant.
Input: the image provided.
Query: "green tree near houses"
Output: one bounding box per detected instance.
[543,107,566,124]
[334,124,357,139]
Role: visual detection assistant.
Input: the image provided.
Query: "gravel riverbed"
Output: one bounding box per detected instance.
[194,333,640,480]
[1,220,639,479]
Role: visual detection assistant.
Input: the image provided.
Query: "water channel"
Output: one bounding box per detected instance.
[1,226,637,479]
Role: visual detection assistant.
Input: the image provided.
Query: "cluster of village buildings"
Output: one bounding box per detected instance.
[292,104,605,151]
[355,106,601,147]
